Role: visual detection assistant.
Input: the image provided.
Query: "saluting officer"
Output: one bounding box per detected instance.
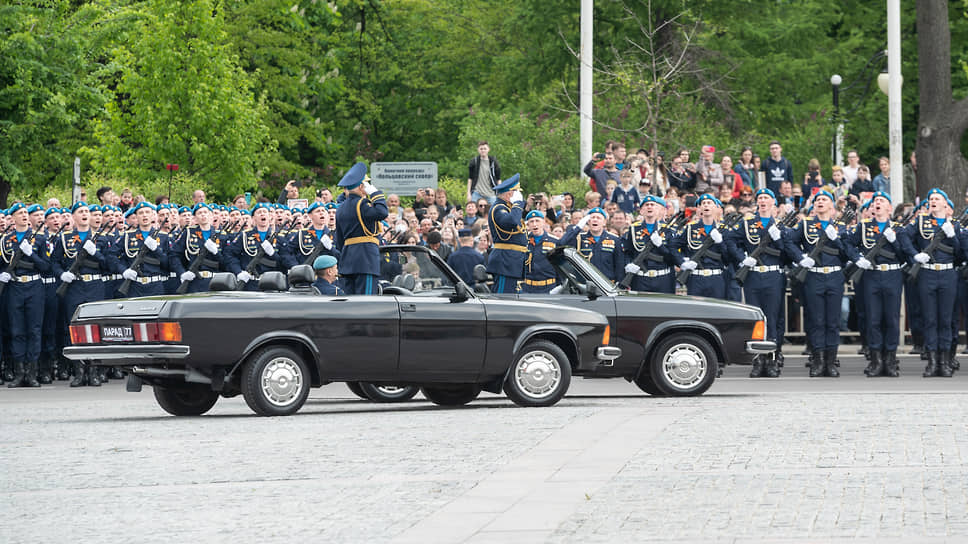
[169,203,224,293]
[899,188,961,377]
[447,228,484,287]
[521,210,560,293]
[669,194,732,299]
[486,174,528,293]
[846,191,905,377]
[108,202,170,297]
[281,202,338,270]
[727,188,791,377]
[786,190,850,377]
[622,195,677,294]
[224,202,285,291]
[559,207,625,282]
[0,202,51,387]
[312,255,343,295]
[334,162,388,295]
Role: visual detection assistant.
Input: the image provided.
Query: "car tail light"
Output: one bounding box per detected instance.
[69,324,101,345]
[752,320,766,341]
[601,324,610,345]
[133,322,182,342]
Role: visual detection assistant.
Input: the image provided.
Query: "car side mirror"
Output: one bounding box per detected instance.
[586,282,602,301]
[451,282,472,302]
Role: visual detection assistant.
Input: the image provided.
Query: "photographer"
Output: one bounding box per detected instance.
[278,179,302,205]
[803,158,824,195]
[526,192,558,224]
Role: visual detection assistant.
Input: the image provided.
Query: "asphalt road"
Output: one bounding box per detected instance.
[3,352,967,544]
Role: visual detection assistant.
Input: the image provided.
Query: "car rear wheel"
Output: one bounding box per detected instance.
[359,383,420,403]
[420,384,481,406]
[503,340,572,407]
[346,382,368,399]
[241,346,311,416]
[153,385,219,416]
[649,333,717,396]
[632,372,667,397]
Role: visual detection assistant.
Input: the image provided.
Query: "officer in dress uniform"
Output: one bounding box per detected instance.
[334,162,388,295]
[899,188,961,377]
[52,202,111,386]
[312,255,343,295]
[0,202,51,387]
[558,207,625,282]
[486,174,528,293]
[622,195,677,294]
[669,194,732,299]
[727,188,792,377]
[447,228,484,287]
[521,210,560,293]
[108,202,170,297]
[846,191,906,377]
[280,202,339,271]
[169,203,224,293]
[786,190,850,377]
[224,202,286,291]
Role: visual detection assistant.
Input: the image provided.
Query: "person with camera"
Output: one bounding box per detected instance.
[583,151,622,197]
[803,158,824,195]
[278,179,301,206]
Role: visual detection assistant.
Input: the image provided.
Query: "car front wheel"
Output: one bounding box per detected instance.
[649,333,717,396]
[503,340,572,407]
[346,382,368,399]
[420,384,481,406]
[632,372,667,397]
[241,346,311,416]
[153,385,219,416]
[359,383,420,403]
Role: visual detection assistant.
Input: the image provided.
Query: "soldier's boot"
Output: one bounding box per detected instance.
[22,361,40,388]
[949,344,961,371]
[883,350,900,377]
[858,344,869,357]
[7,361,25,387]
[57,356,71,380]
[69,362,87,388]
[109,366,124,380]
[775,349,785,368]
[923,351,940,377]
[939,350,955,378]
[864,349,881,377]
[809,350,825,377]
[88,366,102,387]
[37,355,52,385]
[765,353,781,378]
[824,349,840,378]
[2,360,14,383]
[749,355,765,378]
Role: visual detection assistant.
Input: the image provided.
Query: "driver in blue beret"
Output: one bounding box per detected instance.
[312,254,342,295]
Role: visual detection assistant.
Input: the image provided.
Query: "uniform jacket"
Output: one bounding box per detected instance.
[485,199,527,278]
[559,226,625,281]
[335,192,388,276]
[107,229,169,277]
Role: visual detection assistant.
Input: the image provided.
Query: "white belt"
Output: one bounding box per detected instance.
[102,274,121,281]
[12,274,41,283]
[198,270,214,279]
[42,277,55,285]
[168,272,177,278]
[79,274,102,282]
[694,268,722,276]
[637,267,671,277]
[872,264,903,272]
[136,275,166,284]
[809,266,841,274]
[751,265,782,273]
[924,263,954,271]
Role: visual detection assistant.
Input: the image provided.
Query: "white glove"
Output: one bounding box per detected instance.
[0,272,9,283]
[260,239,276,256]
[143,236,159,251]
[625,263,641,274]
[83,240,97,255]
[741,256,757,268]
[237,271,252,283]
[577,214,591,229]
[122,269,138,281]
[60,271,75,283]
[19,240,32,256]
[942,221,956,238]
[709,229,723,243]
[856,257,872,270]
[395,223,408,234]
[883,227,896,243]
[768,224,782,241]
[680,259,697,271]
[799,256,816,269]
[204,239,219,255]
[548,285,564,295]
[363,181,378,195]
[914,252,930,264]
[510,190,523,203]
[321,234,333,250]
[824,224,839,240]
[649,231,663,246]
[180,271,196,282]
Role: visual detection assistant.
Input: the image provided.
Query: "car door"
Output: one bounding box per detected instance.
[308,296,401,381]
[397,294,487,381]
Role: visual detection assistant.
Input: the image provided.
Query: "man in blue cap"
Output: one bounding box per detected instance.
[522,210,560,293]
[0,202,51,387]
[169,203,224,294]
[899,188,961,377]
[334,162,388,294]
[558,205,625,282]
[447,228,484,287]
[486,173,527,292]
[224,202,287,291]
[622,195,677,294]
[669,194,733,299]
[312,254,342,295]
[282,202,338,270]
[107,202,170,297]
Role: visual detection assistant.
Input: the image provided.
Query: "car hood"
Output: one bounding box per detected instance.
[615,290,765,320]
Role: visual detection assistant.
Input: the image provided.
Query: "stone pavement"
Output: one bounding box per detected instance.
[1,355,967,544]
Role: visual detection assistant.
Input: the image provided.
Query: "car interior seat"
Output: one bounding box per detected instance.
[258,271,288,292]
[287,265,315,294]
[209,272,238,291]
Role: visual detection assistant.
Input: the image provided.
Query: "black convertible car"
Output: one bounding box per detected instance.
[64,246,619,416]
[481,247,774,397]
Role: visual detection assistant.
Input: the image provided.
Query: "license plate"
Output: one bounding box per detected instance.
[101,325,133,342]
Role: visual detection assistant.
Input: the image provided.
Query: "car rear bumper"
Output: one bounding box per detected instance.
[62,344,191,363]
[746,341,776,354]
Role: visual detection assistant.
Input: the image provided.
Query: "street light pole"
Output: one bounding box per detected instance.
[830,74,843,167]
[887,0,903,204]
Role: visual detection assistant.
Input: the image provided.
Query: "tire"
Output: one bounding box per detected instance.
[649,332,717,396]
[632,372,668,397]
[240,346,311,416]
[359,383,419,403]
[503,340,572,407]
[153,385,219,416]
[346,382,368,399]
[420,384,481,406]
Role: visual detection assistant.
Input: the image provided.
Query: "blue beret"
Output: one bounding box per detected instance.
[587,207,608,220]
[306,202,325,213]
[156,203,173,211]
[814,190,835,203]
[7,202,26,214]
[696,193,723,208]
[860,199,872,211]
[240,209,251,216]
[0,209,5,215]
[89,205,102,213]
[27,204,44,214]
[44,207,60,218]
[525,210,545,221]
[927,188,948,200]
[324,202,338,211]
[229,206,240,213]
[493,173,521,194]
[129,201,156,213]
[458,228,473,237]
[123,208,135,218]
[106,205,120,213]
[640,194,666,207]
[871,191,891,204]
[251,202,273,213]
[337,162,368,189]
[69,201,90,213]
[178,206,191,214]
[313,255,338,270]
[192,202,213,214]
[755,188,778,204]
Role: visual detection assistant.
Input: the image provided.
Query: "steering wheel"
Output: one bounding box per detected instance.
[381,286,414,296]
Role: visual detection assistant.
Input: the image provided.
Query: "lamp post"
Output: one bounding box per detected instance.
[830,74,843,167]
[829,49,891,170]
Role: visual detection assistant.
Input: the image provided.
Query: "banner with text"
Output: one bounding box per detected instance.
[371,162,438,196]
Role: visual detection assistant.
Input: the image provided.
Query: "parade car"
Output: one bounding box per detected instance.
[480,247,774,397]
[63,246,619,417]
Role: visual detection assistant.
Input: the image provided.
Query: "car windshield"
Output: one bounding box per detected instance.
[547,247,616,294]
[380,246,458,295]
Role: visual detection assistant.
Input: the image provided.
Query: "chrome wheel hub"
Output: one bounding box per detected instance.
[261,357,303,407]
[662,343,707,390]
[514,350,561,399]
